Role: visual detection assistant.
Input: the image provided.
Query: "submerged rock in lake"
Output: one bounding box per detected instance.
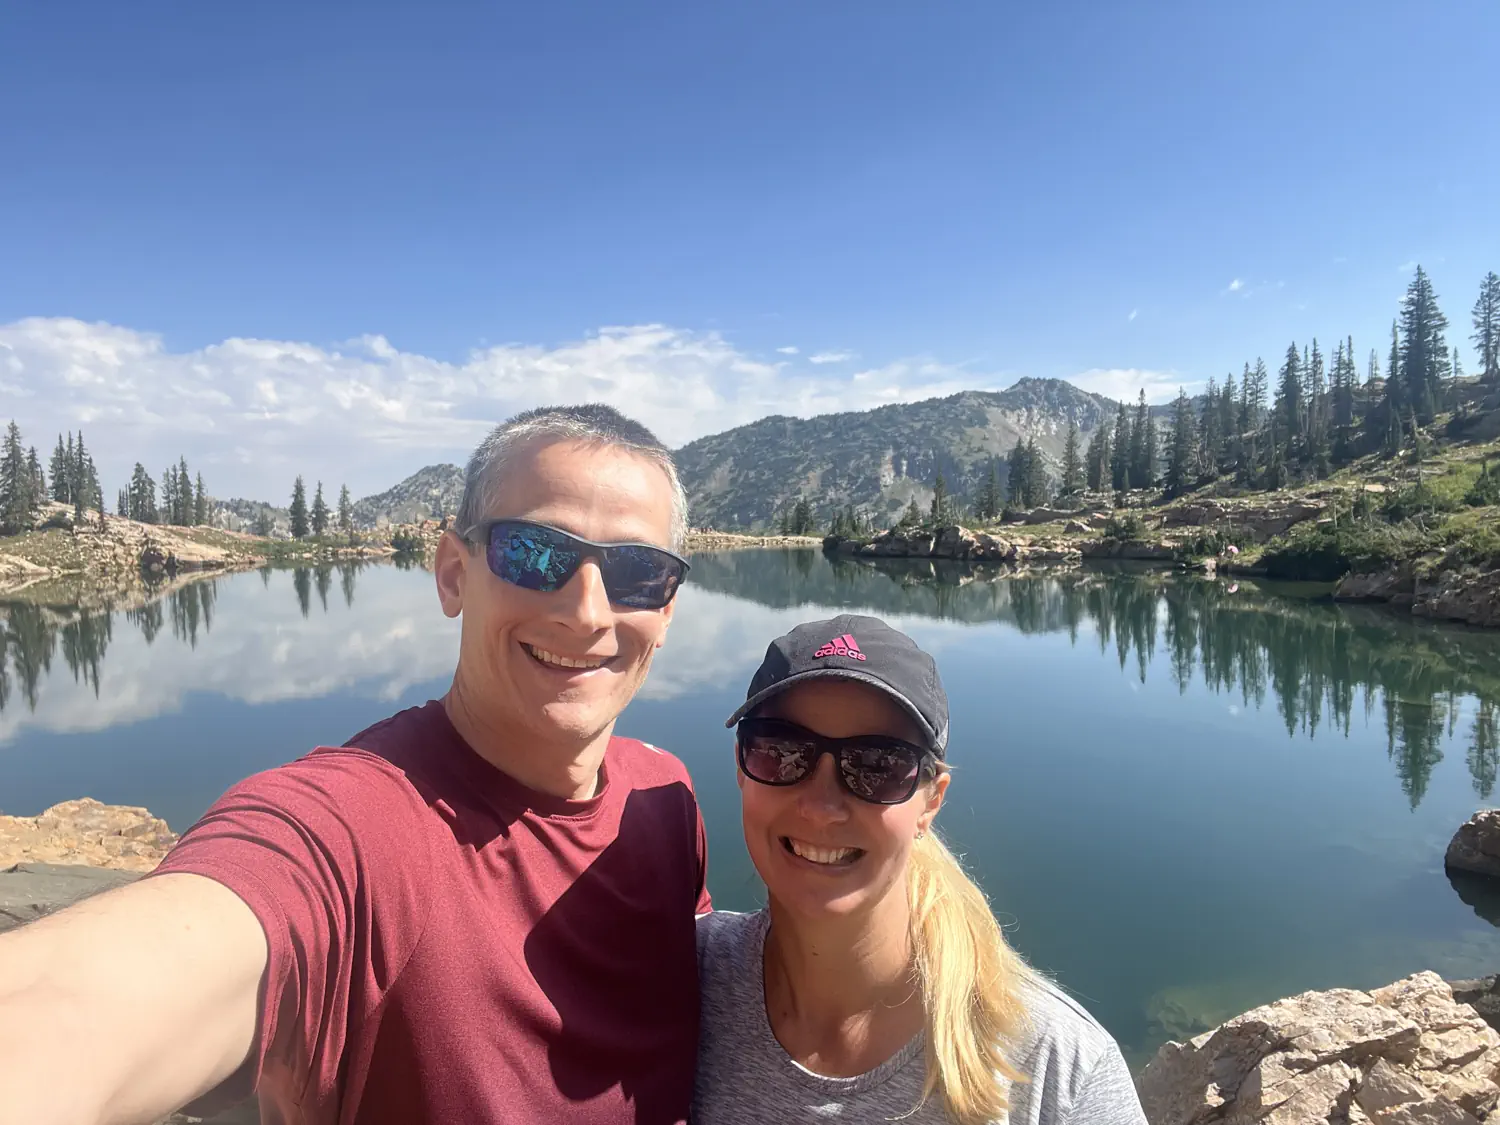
[1448,810,1500,881]
[0,797,178,872]
[1136,971,1500,1124]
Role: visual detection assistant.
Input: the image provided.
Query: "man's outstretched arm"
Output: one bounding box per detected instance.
[0,872,268,1125]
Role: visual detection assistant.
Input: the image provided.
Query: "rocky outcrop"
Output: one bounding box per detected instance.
[1137,971,1500,1124]
[0,798,178,872]
[827,526,1082,567]
[1333,566,1500,630]
[1447,810,1500,880]
[1160,496,1327,542]
[1413,569,1500,630]
[1081,539,1181,561]
[1336,568,1416,604]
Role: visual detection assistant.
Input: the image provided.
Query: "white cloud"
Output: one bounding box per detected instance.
[1066,368,1196,404]
[1226,279,1245,293]
[775,346,799,355]
[808,351,856,365]
[1128,309,1139,322]
[0,319,963,500]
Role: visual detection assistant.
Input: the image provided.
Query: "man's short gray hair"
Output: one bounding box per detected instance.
[458,404,689,551]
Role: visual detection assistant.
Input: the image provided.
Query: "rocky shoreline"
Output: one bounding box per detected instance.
[820,488,1500,631]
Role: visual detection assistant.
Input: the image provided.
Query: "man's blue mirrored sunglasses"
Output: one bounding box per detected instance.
[460,519,690,610]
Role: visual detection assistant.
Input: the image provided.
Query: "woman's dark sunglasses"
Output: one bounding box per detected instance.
[735,717,936,805]
[461,519,690,610]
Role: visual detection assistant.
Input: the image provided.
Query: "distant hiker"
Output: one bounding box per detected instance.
[695,614,1148,1125]
[0,404,708,1125]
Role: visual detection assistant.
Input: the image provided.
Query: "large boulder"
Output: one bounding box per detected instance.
[1137,972,1500,1125]
[1335,568,1415,603]
[1023,506,1080,525]
[1447,810,1500,880]
[1413,569,1500,630]
[0,798,178,872]
[930,525,979,559]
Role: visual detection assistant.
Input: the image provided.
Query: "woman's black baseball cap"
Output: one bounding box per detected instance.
[724,613,950,757]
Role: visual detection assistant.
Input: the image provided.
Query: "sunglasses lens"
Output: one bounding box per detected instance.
[490,525,580,591]
[739,728,817,785]
[602,544,686,610]
[839,743,923,803]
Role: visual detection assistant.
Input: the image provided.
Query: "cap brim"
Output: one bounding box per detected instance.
[723,668,944,756]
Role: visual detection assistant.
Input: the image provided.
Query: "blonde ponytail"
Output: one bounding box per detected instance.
[908,830,1035,1124]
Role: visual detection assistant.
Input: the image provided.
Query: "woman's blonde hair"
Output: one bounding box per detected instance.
[908,825,1036,1124]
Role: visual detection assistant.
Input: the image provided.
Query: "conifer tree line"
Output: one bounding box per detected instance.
[1,424,110,534]
[285,476,357,540]
[119,456,208,526]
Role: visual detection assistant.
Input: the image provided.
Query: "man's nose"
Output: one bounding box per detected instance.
[552,557,612,633]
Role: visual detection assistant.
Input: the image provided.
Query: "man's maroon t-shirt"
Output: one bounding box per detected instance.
[153,700,711,1125]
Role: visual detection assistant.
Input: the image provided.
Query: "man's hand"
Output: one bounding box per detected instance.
[0,872,268,1125]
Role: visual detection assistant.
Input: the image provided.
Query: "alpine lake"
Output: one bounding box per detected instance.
[5,548,1500,1069]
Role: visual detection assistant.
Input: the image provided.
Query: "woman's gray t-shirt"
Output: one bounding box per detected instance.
[693,910,1147,1125]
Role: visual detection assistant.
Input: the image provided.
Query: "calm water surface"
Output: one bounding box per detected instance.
[5,551,1500,1067]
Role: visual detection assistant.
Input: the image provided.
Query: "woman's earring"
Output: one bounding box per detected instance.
[915,831,926,840]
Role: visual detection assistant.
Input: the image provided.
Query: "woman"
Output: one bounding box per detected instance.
[694,614,1147,1125]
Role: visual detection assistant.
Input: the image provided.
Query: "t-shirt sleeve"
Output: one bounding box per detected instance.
[1062,1042,1148,1125]
[693,792,713,916]
[150,751,431,1098]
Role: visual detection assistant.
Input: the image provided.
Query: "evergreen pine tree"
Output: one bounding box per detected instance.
[252,507,274,537]
[1024,436,1047,505]
[929,468,950,526]
[0,421,35,534]
[1275,343,1303,461]
[289,476,310,539]
[127,464,158,522]
[194,473,207,525]
[1164,389,1198,498]
[162,465,178,525]
[49,435,69,503]
[1110,400,1132,491]
[975,458,1001,521]
[1474,271,1500,384]
[177,459,192,524]
[1219,370,1237,443]
[1306,339,1326,449]
[1085,422,1110,491]
[1398,266,1448,422]
[1368,348,1381,385]
[26,447,44,508]
[899,497,922,529]
[337,484,354,539]
[1130,391,1152,488]
[71,433,90,512]
[1007,440,1030,506]
[1200,378,1221,476]
[1060,420,1084,494]
[63,433,75,503]
[311,481,331,536]
[1248,358,1269,430]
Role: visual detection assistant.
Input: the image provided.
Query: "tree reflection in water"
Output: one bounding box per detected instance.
[687,550,1500,808]
[0,562,372,719]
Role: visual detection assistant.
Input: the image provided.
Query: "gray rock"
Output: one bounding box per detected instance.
[0,862,141,934]
[1447,810,1500,879]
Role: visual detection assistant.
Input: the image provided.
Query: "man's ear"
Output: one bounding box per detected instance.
[655,595,676,648]
[434,531,469,619]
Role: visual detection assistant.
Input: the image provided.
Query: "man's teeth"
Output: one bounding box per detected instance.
[787,838,858,865]
[528,645,607,670]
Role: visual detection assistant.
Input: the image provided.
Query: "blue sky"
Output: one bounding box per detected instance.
[1,1,1496,498]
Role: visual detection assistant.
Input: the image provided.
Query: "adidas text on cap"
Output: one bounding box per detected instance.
[724,614,949,757]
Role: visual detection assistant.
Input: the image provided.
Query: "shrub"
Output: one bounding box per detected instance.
[1260,522,1434,582]
[39,511,73,531]
[1101,512,1146,541]
[1466,462,1500,508]
[1382,480,1461,523]
[390,528,425,554]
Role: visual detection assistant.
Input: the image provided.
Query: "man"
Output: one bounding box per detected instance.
[0,404,711,1125]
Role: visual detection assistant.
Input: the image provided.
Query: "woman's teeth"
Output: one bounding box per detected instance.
[526,644,607,670]
[785,838,860,865]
